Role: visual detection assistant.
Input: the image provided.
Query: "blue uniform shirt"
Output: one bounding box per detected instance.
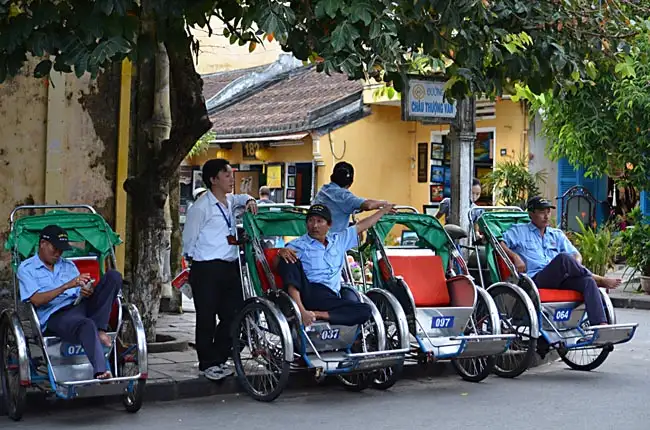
[313,183,365,233]
[502,222,580,278]
[17,255,81,331]
[287,226,359,293]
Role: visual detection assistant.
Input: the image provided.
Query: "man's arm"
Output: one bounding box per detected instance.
[557,231,583,263]
[355,204,394,234]
[499,241,526,273]
[19,267,89,308]
[360,199,388,211]
[182,204,205,260]
[286,285,316,326]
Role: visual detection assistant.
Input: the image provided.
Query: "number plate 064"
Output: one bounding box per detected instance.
[554,308,572,322]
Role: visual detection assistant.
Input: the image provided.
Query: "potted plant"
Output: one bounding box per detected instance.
[573,218,621,277]
[482,155,547,208]
[619,219,650,294]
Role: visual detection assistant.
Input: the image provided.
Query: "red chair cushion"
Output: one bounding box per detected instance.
[385,249,451,307]
[538,289,584,303]
[70,257,101,287]
[496,252,512,281]
[256,248,284,292]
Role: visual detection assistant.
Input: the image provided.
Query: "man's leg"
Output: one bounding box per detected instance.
[276,259,312,302]
[309,285,372,326]
[48,306,108,377]
[190,260,221,371]
[213,261,244,366]
[85,269,122,345]
[533,253,607,326]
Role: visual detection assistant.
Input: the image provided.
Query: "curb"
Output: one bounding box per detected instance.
[610,295,650,311]
[1,353,558,416]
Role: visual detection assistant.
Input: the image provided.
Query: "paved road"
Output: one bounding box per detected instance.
[3,309,650,430]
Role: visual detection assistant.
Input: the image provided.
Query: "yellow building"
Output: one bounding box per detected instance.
[187,55,530,215]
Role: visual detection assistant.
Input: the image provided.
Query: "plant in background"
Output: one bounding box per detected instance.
[619,219,650,277]
[573,218,621,277]
[483,156,547,208]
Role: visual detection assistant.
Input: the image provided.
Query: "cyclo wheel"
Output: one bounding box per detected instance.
[490,285,537,378]
[337,318,380,392]
[114,304,147,413]
[369,293,404,390]
[452,292,496,383]
[558,301,612,371]
[0,313,27,421]
[232,300,291,402]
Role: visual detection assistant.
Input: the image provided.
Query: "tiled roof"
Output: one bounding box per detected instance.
[201,65,267,100]
[207,66,363,138]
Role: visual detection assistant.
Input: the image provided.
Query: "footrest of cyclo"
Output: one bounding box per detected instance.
[574,323,638,348]
[449,334,516,358]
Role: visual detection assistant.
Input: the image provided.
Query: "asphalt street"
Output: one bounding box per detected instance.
[4,308,649,430]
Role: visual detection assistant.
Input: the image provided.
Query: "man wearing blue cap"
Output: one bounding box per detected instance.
[17,225,122,380]
[499,196,620,327]
[274,203,393,326]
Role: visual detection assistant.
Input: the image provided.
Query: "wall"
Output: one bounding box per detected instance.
[0,59,120,304]
[528,112,558,205]
[191,19,283,74]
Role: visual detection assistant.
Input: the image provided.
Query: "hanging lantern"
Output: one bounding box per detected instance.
[255,147,271,162]
[215,148,230,159]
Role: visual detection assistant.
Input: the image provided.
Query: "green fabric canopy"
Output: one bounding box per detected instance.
[477,211,530,282]
[5,210,121,270]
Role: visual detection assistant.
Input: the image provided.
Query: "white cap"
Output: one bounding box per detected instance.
[193,187,207,199]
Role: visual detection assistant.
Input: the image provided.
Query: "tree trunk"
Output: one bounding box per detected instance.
[168,167,183,313]
[123,21,212,342]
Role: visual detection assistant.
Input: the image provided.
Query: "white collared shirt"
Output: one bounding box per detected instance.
[182,191,252,262]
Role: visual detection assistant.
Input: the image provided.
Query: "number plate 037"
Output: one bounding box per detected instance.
[431,316,454,329]
[554,308,572,322]
[320,329,340,340]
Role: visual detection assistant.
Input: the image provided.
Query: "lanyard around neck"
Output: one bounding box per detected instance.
[216,201,232,230]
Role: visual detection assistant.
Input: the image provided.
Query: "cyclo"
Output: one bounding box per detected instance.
[1,205,147,421]
[355,207,514,383]
[231,206,410,402]
[468,206,638,377]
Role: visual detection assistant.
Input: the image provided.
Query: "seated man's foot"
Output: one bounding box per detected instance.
[601,277,621,290]
[98,330,112,347]
[95,371,112,380]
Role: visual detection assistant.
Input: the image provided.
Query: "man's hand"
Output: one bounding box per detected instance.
[277,248,298,264]
[67,273,92,289]
[80,284,94,297]
[301,310,316,326]
[245,199,258,214]
[378,203,395,215]
[513,254,526,273]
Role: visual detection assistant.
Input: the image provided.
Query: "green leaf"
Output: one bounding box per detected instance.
[330,22,360,52]
[29,32,49,57]
[348,1,373,26]
[0,56,7,83]
[89,36,130,68]
[33,59,52,78]
[314,0,341,19]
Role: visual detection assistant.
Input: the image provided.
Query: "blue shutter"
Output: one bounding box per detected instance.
[557,158,579,218]
[641,191,650,219]
[580,168,608,224]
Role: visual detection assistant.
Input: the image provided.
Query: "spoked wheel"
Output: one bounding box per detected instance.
[490,286,537,378]
[337,319,379,392]
[558,311,612,371]
[0,314,27,421]
[452,293,496,383]
[370,294,404,390]
[114,304,147,413]
[232,301,290,402]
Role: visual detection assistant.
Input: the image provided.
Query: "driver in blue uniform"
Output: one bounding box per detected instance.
[274,203,393,327]
[499,197,620,329]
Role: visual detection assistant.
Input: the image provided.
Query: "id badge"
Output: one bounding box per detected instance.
[227,235,240,245]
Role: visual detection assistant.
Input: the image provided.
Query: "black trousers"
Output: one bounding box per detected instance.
[189,259,243,371]
[277,259,372,326]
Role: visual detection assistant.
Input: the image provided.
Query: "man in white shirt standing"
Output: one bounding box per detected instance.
[182,159,257,381]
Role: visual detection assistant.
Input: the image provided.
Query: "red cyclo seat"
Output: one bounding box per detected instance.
[256,248,284,292]
[108,300,120,330]
[538,289,584,303]
[69,257,101,287]
[496,252,512,281]
[385,249,450,307]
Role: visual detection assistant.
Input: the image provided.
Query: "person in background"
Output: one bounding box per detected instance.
[187,187,207,213]
[436,178,483,224]
[182,158,257,381]
[257,186,274,205]
[313,161,390,232]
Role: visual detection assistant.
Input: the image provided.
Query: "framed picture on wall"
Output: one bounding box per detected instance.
[430,166,445,183]
[430,184,444,202]
[288,175,296,188]
[417,142,428,183]
[288,165,296,175]
[192,170,204,192]
[286,188,296,199]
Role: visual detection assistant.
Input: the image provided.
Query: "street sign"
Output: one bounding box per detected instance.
[401,76,457,123]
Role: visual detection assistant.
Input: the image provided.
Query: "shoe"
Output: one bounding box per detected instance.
[200,365,230,381]
[219,363,234,377]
